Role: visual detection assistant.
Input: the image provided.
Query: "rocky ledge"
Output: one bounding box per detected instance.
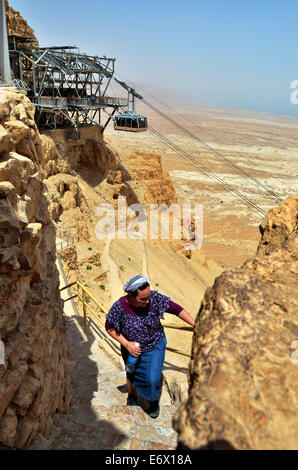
[0,88,70,449]
[173,195,298,450]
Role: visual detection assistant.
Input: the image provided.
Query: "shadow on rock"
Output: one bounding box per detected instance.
[29,313,127,450]
[177,439,237,450]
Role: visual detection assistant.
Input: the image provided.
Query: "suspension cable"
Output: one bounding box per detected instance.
[147,125,267,217]
[143,99,282,203]
[116,75,282,203]
[113,76,273,216]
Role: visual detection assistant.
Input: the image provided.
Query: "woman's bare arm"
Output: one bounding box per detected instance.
[177,309,195,327]
[106,328,141,355]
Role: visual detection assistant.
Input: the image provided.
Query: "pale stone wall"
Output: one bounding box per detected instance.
[0,88,71,449]
[42,126,118,177]
[173,195,298,450]
[5,0,38,46]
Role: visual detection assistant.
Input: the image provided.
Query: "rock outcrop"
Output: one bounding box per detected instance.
[0,88,70,449]
[44,174,89,224]
[0,89,43,168]
[40,127,120,235]
[173,195,298,450]
[116,150,177,206]
[5,0,38,45]
[40,135,73,179]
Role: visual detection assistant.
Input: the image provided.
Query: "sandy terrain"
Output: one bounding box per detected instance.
[104,95,298,270]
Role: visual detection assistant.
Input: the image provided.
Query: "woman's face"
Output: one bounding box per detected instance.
[135,286,151,308]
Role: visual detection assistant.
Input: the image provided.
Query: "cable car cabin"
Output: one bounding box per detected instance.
[114,114,147,132]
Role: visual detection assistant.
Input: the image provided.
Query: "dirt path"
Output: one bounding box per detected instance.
[141,240,150,281]
[29,307,178,450]
[101,239,123,303]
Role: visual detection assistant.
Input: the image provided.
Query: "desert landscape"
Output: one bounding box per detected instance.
[56,93,298,368]
[106,94,298,262]
[103,93,297,284]
[1,0,297,450]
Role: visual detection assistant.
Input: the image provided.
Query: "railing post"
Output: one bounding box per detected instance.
[82,288,87,333]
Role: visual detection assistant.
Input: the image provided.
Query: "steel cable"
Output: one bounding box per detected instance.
[115,75,282,203]
[143,98,282,203]
[147,125,267,217]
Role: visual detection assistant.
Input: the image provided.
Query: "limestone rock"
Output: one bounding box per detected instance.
[257,195,298,257]
[173,195,298,450]
[44,174,88,213]
[4,121,30,145]
[41,127,118,177]
[0,364,28,418]
[100,150,177,209]
[0,152,34,194]
[106,169,123,185]
[48,202,61,221]
[15,416,39,449]
[0,181,15,197]
[120,151,177,206]
[5,0,38,46]
[0,407,18,448]
[20,222,43,268]
[0,88,45,171]
[12,374,41,415]
[0,88,70,449]
[40,135,72,178]
[0,125,14,154]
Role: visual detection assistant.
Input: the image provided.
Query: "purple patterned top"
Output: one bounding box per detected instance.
[105,290,183,353]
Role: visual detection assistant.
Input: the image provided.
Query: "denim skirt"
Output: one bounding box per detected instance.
[121,335,167,401]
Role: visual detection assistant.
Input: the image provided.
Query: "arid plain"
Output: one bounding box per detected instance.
[105,94,298,268]
[55,91,298,369]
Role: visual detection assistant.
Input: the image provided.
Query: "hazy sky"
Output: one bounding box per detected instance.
[8,0,298,117]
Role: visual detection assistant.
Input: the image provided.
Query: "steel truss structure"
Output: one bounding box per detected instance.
[8,35,127,135]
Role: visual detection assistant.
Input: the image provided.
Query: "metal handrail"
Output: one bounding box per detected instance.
[32,96,127,108]
[160,322,193,331]
[77,293,105,328]
[56,236,75,251]
[61,280,192,358]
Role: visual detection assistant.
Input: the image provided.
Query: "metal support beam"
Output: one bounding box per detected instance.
[103,107,117,130]
[8,41,119,130]
[0,0,12,85]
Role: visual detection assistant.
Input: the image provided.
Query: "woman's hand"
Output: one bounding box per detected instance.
[126,341,141,356]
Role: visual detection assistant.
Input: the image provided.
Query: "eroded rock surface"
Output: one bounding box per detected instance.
[0,88,70,449]
[173,195,298,450]
[5,0,38,46]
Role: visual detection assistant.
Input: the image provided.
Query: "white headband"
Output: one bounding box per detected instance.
[123,275,148,293]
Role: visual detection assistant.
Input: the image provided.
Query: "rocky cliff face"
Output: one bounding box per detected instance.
[5,0,38,45]
[173,195,298,450]
[102,149,177,207]
[0,88,70,449]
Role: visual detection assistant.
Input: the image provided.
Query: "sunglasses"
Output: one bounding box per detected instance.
[137,295,151,303]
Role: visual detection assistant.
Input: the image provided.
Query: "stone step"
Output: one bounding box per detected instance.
[30,400,178,450]
[28,360,179,450]
[28,302,180,450]
[31,408,178,450]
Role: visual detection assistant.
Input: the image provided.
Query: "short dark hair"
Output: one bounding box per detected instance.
[129,282,150,297]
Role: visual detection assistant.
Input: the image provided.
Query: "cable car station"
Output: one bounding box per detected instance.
[0,0,147,138]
